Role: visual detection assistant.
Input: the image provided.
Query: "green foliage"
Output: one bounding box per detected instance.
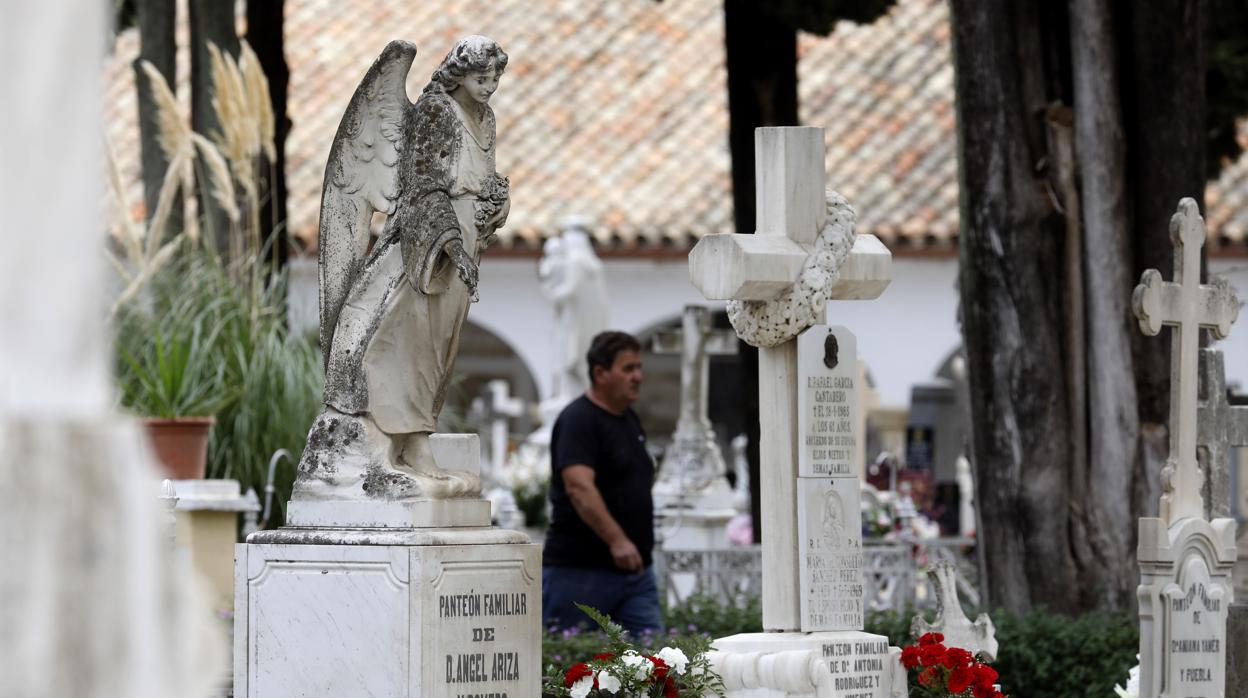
[864,607,915,646]
[987,607,1137,698]
[543,604,723,697]
[542,594,1138,698]
[114,247,322,528]
[114,288,240,418]
[205,293,321,528]
[1208,0,1248,177]
[663,592,762,638]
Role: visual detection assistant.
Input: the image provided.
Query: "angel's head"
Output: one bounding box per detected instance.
[427,35,509,104]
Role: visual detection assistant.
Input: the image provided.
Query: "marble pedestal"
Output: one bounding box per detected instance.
[234,527,540,697]
[709,631,905,698]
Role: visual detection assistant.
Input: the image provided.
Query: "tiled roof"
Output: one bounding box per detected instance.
[104,0,1248,254]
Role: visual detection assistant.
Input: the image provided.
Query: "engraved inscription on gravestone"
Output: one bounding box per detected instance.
[421,549,538,698]
[798,477,864,632]
[1165,555,1228,696]
[821,637,891,698]
[798,326,859,478]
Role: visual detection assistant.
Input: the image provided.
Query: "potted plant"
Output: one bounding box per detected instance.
[114,281,239,479]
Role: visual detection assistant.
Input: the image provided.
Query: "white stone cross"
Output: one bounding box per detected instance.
[484,379,524,477]
[1198,348,1248,519]
[652,305,737,505]
[1132,198,1240,524]
[687,127,891,631]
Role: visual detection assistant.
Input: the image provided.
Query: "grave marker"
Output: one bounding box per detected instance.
[1133,198,1240,698]
[692,126,902,697]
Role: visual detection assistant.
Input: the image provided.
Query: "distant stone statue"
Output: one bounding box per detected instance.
[538,219,609,408]
[911,561,998,661]
[296,36,511,500]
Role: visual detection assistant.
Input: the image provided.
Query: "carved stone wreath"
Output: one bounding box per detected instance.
[726,190,856,348]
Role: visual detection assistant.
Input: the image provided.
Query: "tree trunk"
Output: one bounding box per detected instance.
[1123,0,1207,519]
[133,0,179,233]
[246,0,290,270]
[189,0,239,250]
[951,0,1207,613]
[723,0,799,543]
[1069,0,1139,610]
[950,0,1080,614]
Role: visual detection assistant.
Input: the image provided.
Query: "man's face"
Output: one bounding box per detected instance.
[595,349,643,406]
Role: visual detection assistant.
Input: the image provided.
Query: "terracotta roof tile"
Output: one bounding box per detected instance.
[103,0,1248,253]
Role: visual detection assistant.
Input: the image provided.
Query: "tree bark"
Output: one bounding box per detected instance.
[133,0,179,232]
[723,0,799,543]
[1123,0,1207,519]
[188,0,239,250]
[246,0,290,270]
[950,0,1080,613]
[951,0,1208,613]
[1069,0,1139,610]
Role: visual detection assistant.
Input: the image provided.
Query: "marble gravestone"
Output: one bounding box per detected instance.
[652,305,738,551]
[692,127,904,698]
[234,38,540,698]
[1133,199,1240,698]
[797,326,864,631]
[1195,348,1248,694]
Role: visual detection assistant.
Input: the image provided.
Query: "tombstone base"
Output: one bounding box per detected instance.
[234,528,540,698]
[708,631,905,697]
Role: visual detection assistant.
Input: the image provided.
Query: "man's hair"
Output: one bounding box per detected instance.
[586,331,641,385]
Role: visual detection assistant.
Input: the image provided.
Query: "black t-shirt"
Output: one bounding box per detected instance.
[543,395,655,571]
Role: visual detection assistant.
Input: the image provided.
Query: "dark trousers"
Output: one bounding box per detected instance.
[542,565,663,638]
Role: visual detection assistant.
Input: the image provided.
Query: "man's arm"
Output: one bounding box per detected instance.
[561,465,643,572]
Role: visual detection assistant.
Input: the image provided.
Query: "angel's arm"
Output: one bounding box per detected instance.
[398,96,473,295]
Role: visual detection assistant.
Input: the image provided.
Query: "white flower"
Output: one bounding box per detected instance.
[621,651,651,680]
[596,669,621,693]
[656,647,689,675]
[569,675,594,698]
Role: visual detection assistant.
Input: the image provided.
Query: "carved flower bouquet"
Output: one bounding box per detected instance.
[543,605,725,697]
[900,633,1006,698]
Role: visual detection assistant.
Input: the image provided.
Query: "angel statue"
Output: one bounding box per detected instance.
[295,36,510,501]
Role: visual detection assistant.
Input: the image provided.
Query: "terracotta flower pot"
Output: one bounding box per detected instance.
[143,417,215,480]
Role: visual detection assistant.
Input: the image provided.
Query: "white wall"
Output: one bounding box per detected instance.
[472,256,962,409]
[1211,259,1248,392]
[292,255,1245,411]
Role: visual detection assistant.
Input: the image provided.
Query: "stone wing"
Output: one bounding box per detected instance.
[317,39,416,366]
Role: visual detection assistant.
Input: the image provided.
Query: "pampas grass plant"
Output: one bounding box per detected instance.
[111,40,319,527]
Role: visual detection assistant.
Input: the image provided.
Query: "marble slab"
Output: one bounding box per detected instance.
[1138,516,1236,698]
[797,326,859,478]
[285,498,492,528]
[234,539,540,697]
[710,631,901,698]
[797,477,864,632]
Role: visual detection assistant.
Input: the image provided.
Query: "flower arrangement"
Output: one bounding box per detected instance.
[543,605,724,697]
[900,633,1006,698]
[504,442,551,527]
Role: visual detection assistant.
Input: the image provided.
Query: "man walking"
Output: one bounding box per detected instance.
[542,331,661,636]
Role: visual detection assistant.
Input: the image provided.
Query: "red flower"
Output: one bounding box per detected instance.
[900,645,921,669]
[919,632,945,646]
[919,644,947,667]
[663,676,679,698]
[941,647,973,670]
[564,662,593,688]
[971,664,999,689]
[918,667,940,686]
[647,655,670,682]
[948,665,975,693]
[593,652,615,661]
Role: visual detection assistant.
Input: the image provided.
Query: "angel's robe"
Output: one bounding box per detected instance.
[321,89,503,434]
